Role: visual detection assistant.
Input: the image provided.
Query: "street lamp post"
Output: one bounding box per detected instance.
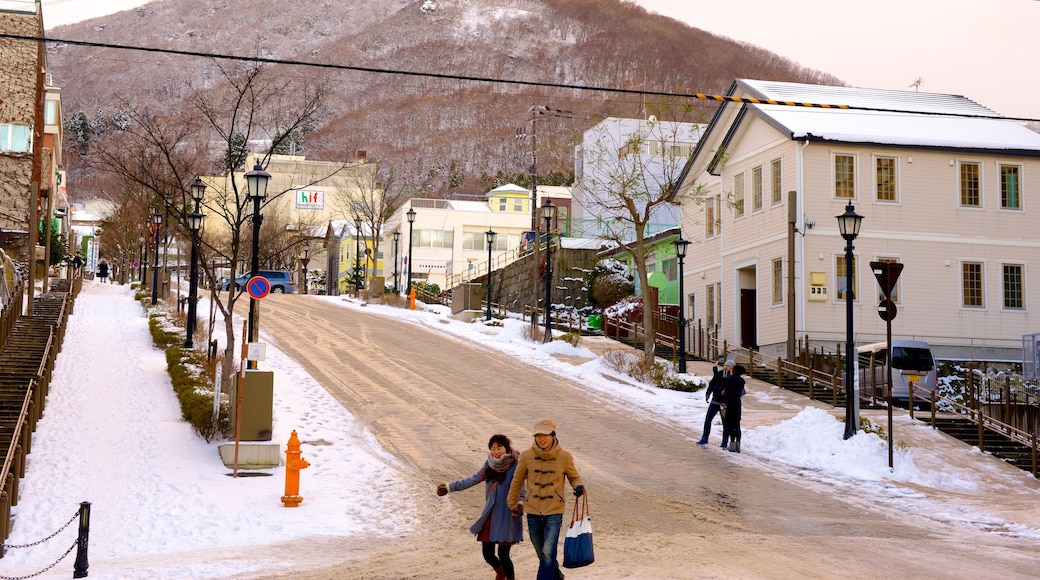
[184,177,206,349]
[392,231,401,294]
[244,163,270,351]
[673,235,691,374]
[541,199,557,342]
[150,209,162,304]
[837,203,864,440]
[485,229,497,320]
[353,219,363,296]
[300,245,311,295]
[406,208,416,294]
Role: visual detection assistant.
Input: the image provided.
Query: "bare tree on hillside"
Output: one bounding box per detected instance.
[574,103,712,365]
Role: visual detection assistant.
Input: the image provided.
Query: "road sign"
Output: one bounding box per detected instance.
[878,299,897,321]
[246,276,271,299]
[870,261,904,300]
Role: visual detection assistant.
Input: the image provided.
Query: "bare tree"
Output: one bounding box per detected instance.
[573,105,710,364]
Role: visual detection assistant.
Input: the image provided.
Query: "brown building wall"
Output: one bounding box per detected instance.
[0,9,43,234]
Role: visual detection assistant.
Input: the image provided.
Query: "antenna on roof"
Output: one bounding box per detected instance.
[909,77,923,92]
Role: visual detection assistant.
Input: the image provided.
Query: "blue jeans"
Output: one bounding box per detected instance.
[527,513,564,580]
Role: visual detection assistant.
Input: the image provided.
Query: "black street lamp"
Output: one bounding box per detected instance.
[150,209,162,304]
[406,208,416,294]
[353,219,363,295]
[541,199,557,342]
[485,228,497,319]
[392,231,401,294]
[244,163,270,350]
[300,245,311,295]
[673,235,691,374]
[185,177,206,348]
[836,203,864,440]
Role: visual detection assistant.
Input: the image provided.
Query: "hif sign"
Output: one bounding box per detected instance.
[296,189,325,210]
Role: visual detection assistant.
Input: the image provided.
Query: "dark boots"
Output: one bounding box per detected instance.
[494,566,506,580]
[728,440,741,453]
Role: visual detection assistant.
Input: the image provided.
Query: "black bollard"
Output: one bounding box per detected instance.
[73,501,90,578]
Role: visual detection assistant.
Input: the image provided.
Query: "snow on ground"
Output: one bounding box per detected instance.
[1,281,1039,578]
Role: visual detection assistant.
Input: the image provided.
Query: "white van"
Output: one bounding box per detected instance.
[857,340,938,406]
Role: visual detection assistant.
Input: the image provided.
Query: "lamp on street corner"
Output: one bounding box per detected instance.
[836,203,864,440]
[673,235,691,374]
[540,199,557,342]
[244,162,270,354]
[185,177,206,348]
[392,231,401,294]
[485,228,497,320]
[406,208,416,295]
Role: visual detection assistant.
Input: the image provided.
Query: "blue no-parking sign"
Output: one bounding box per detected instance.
[246,276,271,299]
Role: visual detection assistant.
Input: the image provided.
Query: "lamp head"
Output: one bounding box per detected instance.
[190,176,206,204]
[406,208,416,223]
[486,229,497,245]
[835,203,863,241]
[540,198,556,221]
[673,236,690,259]
[244,163,271,202]
[187,211,204,232]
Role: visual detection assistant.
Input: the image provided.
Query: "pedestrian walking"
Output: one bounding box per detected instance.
[507,419,584,580]
[97,258,110,283]
[437,434,524,580]
[721,364,747,453]
[697,357,733,448]
[71,253,83,278]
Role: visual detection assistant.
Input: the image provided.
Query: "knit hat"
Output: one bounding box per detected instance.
[533,418,556,436]
[724,358,735,368]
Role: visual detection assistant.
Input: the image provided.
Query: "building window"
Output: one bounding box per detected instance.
[705,194,719,238]
[770,158,783,205]
[661,258,677,281]
[512,198,524,212]
[733,173,745,217]
[875,156,898,202]
[752,166,763,212]
[416,229,454,248]
[961,262,984,307]
[959,161,981,207]
[1000,164,1022,210]
[688,293,696,323]
[706,283,716,328]
[874,256,901,303]
[44,100,58,126]
[0,124,32,153]
[498,198,507,211]
[1002,263,1024,309]
[771,258,783,305]
[834,154,856,199]
[836,254,857,301]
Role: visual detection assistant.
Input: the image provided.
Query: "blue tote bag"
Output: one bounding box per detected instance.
[562,493,594,568]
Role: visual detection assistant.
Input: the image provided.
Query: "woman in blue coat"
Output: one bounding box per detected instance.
[438,434,525,580]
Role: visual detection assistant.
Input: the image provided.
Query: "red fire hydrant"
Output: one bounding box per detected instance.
[281,430,310,507]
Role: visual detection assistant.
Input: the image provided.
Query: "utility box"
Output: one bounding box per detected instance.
[236,370,274,441]
[451,283,483,315]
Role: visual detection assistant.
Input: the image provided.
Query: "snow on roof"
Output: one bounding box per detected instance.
[737,79,1040,153]
[561,237,615,251]
[446,200,492,212]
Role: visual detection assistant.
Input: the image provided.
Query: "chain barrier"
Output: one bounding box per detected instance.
[0,507,82,580]
[0,540,78,580]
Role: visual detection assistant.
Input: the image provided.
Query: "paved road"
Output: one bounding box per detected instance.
[250,296,1039,579]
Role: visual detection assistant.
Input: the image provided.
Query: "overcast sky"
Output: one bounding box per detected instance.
[39,0,1040,120]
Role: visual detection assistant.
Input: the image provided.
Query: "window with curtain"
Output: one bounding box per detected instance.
[1000,164,1021,210]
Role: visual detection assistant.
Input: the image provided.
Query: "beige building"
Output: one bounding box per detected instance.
[676,79,1040,361]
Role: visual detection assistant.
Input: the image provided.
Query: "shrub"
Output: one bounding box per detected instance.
[556,332,581,346]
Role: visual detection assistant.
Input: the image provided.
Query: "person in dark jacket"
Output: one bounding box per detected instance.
[720,364,747,453]
[697,357,733,448]
[97,258,109,283]
[438,434,525,580]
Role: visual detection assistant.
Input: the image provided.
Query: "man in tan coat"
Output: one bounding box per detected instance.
[507,418,584,580]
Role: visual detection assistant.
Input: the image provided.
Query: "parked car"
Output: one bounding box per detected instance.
[221,270,294,294]
[857,340,938,407]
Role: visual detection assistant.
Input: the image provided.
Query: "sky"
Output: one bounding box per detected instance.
[1,280,1039,578]
[37,0,1040,120]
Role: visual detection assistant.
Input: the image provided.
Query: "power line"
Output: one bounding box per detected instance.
[4,32,1040,123]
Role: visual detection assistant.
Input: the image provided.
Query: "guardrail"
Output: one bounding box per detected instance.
[446,235,559,290]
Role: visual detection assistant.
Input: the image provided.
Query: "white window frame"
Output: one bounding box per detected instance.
[1000,261,1026,311]
[874,155,899,203]
[832,152,858,200]
[960,260,986,309]
[998,163,1023,211]
[957,160,984,209]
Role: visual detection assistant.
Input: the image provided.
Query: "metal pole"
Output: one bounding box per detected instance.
[486,234,494,319]
[407,219,415,294]
[72,501,91,578]
[393,235,400,294]
[185,228,199,348]
[843,236,857,439]
[543,214,552,342]
[354,221,361,295]
[247,196,262,367]
[678,253,687,374]
[151,227,160,304]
